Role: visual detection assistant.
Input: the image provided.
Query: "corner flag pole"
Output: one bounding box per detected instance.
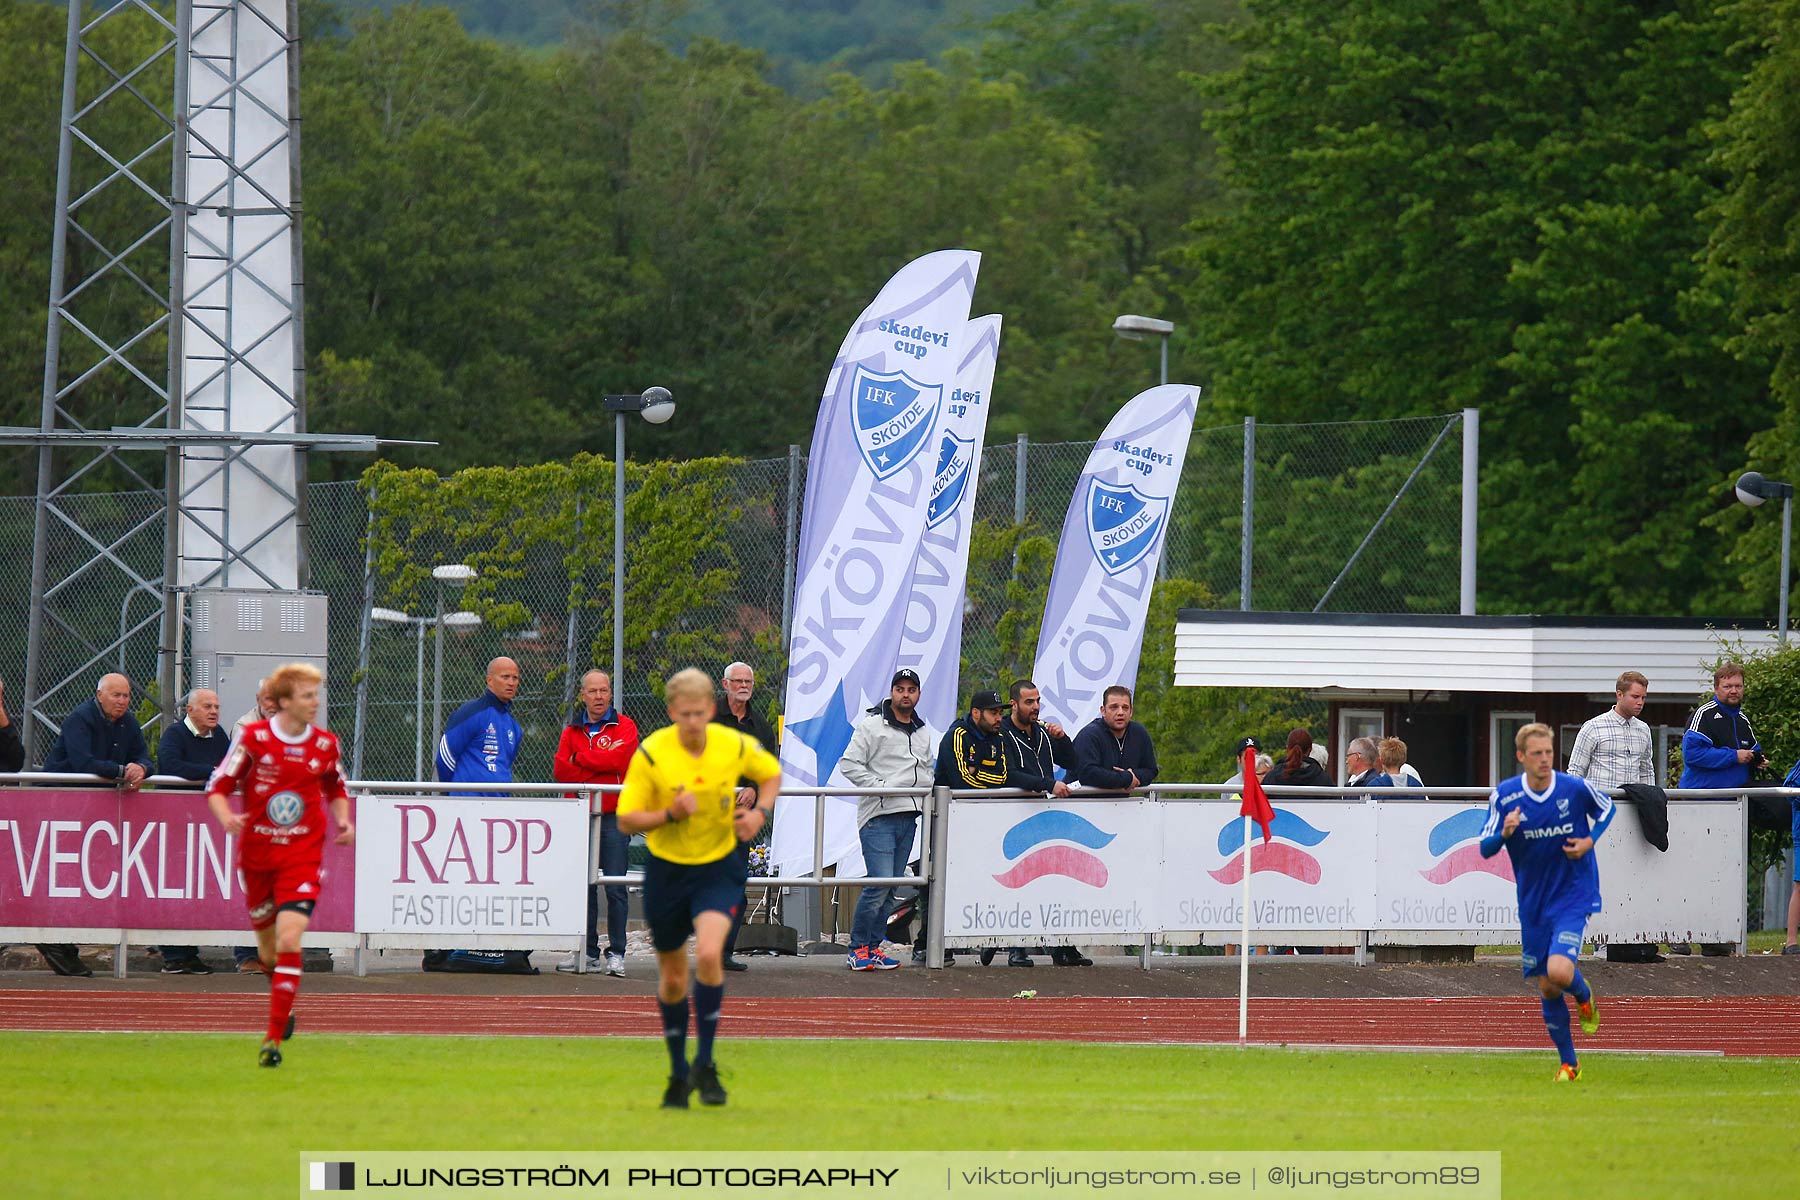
[1238,812,1251,1044]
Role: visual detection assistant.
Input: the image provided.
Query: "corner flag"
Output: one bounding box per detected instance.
[1239,747,1274,844]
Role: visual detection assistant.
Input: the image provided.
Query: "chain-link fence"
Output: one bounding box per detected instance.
[6,414,1468,779]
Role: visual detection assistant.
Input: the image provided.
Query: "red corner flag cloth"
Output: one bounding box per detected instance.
[1239,748,1274,843]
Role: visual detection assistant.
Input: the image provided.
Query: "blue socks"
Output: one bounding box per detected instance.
[658,995,690,1079]
[1566,967,1591,1005]
[1542,994,1576,1067]
[693,981,724,1067]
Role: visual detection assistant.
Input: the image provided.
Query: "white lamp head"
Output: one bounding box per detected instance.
[432,563,477,582]
[639,385,676,426]
[1736,471,1769,508]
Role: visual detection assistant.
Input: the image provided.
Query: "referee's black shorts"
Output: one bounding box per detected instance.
[642,852,748,952]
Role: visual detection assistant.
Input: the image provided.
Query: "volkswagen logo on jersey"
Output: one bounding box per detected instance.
[1208,808,1328,885]
[266,790,305,828]
[850,364,941,480]
[992,810,1115,889]
[1420,808,1515,884]
[926,430,976,527]
[1086,479,1169,577]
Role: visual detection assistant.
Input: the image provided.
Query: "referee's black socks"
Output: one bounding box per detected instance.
[693,981,724,1067]
[659,995,691,1079]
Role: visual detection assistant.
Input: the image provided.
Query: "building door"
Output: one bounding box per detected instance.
[1393,710,1473,788]
[1337,709,1384,784]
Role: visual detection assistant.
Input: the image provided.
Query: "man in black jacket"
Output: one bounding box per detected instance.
[713,662,778,971]
[993,679,1090,967]
[152,687,231,974]
[1072,686,1159,794]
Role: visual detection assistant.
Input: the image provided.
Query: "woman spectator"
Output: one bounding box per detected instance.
[1261,728,1330,788]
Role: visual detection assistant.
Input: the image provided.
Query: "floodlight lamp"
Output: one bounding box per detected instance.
[1113,314,1175,341]
[440,611,482,628]
[371,607,412,624]
[639,386,676,426]
[432,563,477,582]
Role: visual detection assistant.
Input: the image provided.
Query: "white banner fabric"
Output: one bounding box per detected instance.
[1031,384,1199,734]
[900,315,1002,731]
[774,250,981,876]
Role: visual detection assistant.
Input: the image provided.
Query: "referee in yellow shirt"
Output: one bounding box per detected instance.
[617,668,781,1108]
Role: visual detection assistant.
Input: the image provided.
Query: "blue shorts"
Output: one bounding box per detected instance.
[643,853,747,953]
[1520,910,1589,979]
[1790,799,1799,850]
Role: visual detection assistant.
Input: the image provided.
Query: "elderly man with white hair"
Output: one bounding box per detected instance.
[153,687,231,974]
[38,673,154,976]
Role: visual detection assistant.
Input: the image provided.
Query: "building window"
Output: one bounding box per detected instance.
[1338,709,1383,785]
[1491,710,1537,784]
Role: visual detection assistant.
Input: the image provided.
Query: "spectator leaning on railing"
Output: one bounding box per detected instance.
[553,669,638,978]
[152,687,231,974]
[995,678,1089,968]
[1676,661,1764,957]
[36,673,152,977]
[1071,686,1158,795]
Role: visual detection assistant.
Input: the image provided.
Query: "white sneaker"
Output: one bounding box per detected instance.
[605,952,626,977]
[556,953,601,973]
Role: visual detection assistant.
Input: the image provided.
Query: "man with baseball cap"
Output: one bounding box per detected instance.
[837,668,939,970]
[929,687,1032,965]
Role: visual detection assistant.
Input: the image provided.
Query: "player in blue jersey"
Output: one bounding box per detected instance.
[1480,722,1615,1081]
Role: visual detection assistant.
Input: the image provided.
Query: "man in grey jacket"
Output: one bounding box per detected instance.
[838,669,938,970]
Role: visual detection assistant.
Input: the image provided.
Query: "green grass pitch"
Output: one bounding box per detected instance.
[4,1032,1795,1199]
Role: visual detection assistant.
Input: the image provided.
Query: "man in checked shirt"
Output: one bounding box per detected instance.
[1566,670,1659,961]
[1567,671,1654,790]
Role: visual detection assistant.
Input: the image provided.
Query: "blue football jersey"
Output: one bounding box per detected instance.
[1481,770,1615,921]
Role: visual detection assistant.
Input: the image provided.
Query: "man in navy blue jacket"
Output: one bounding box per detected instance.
[39,673,152,976]
[1676,662,1764,956]
[45,672,151,787]
[1071,685,1158,794]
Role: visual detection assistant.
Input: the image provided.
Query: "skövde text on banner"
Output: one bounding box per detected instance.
[773,250,981,877]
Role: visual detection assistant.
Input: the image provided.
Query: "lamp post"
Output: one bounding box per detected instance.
[429,563,478,759]
[600,387,676,698]
[1735,470,1794,645]
[1113,314,1174,387]
[374,605,482,779]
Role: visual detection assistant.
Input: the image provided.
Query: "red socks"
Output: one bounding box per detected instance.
[266,951,302,1043]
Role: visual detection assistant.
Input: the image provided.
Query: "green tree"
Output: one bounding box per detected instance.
[1703,0,1800,621]
[1184,0,1766,617]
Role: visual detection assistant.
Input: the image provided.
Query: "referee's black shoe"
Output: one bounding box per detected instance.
[689,1061,728,1107]
[661,1075,691,1109]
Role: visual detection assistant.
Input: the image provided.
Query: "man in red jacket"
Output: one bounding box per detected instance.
[553,669,639,976]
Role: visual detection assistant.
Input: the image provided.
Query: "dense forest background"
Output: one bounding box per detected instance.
[3,0,1798,621]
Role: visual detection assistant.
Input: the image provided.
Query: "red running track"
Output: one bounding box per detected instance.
[1,991,1795,1056]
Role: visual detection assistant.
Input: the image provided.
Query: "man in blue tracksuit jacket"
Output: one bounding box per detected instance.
[428,657,526,973]
[1678,662,1762,791]
[1675,661,1762,955]
[436,657,524,795]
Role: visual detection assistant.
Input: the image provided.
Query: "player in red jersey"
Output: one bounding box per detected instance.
[205,662,354,1067]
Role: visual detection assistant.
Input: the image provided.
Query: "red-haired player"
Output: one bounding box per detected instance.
[206,662,354,1066]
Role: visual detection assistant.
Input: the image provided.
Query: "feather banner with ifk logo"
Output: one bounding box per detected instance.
[774,251,981,876]
[1030,384,1199,737]
[897,315,1001,732]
